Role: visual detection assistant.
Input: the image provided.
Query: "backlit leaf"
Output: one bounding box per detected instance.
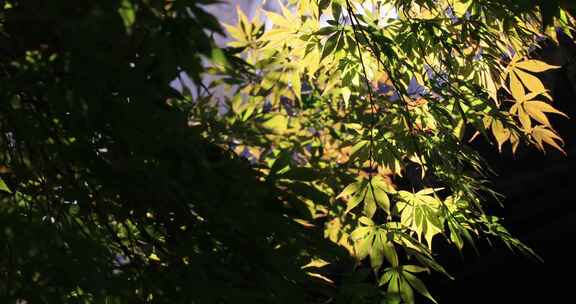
[265,11,293,29]
[524,100,568,127]
[515,69,546,94]
[515,60,560,73]
[370,232,385,272]
[399,276,415,304]
[491,119,511,152]
[518,107,532,130]
[0,177,11,193]
[366,182,391,214]
[346,187,367,214]
[379,270,394,286]
[531,126,565,154]
[403,272,438,304]
[262,115,288,133]
[337,180,363,199]
[403,265,428,273]
[509,71,525,101]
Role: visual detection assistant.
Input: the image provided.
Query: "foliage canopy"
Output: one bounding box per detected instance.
[0,0,575,303]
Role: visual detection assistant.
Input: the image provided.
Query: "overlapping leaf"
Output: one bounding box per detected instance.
[397,189,444,249]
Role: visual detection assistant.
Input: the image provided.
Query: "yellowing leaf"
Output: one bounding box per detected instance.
[260,28,293,44]
[483,69,499,104]
[523,101,549,127]
[265,11,293,29]
[415,188,444,196]
[531,126,565,154]
[341,87,352,107]
[515,69,546,94]
[523,90,552,101]
[517,107,532,131]
[302,258,330,269]
[452,0,472,17]
[279,1,299,26]
[305,272,334,284]
[291,72,302,100]
[358,216,374,227]
[149,253,161,262]
[525,100,568,117]
[223,23,246,43]
[510,131,520,154]
[515,60,560,73]
[491,119,511,152]
[509,71,525,101]
[262,115,288,133]
[237,6,252,34]
[302,46,320,78]
[297,0,316,18]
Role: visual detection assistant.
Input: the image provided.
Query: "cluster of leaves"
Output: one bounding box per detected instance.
[1,0,574,303]
[0,1,354,303]
[196,0,576,302]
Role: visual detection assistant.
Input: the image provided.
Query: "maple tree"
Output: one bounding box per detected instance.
[1,0,575,303]
[197,0,576,302]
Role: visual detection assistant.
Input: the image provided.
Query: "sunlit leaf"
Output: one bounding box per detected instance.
[370,232,385,272]
[118,0,136,31]
[491,119,511,152]
[379,270,394,286]
[517,106,532,131]
[402,265,428,274]
[531,126,565,154]
[5,0,574,303]
[397,191,443,248]
[366,181,391,214]
[337,180,364,199]
[346,187,367,214]
[515,60,560,73]
[399,276,415,304]
[524,100,568,127]
[515,69,546,94]
[509,71,525,101]
[211,48,228,67]
[403,271,438,304]
[0,177,11,193]
[452,0,472,17]
[262,115,288,133]
[265,11,293,29]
